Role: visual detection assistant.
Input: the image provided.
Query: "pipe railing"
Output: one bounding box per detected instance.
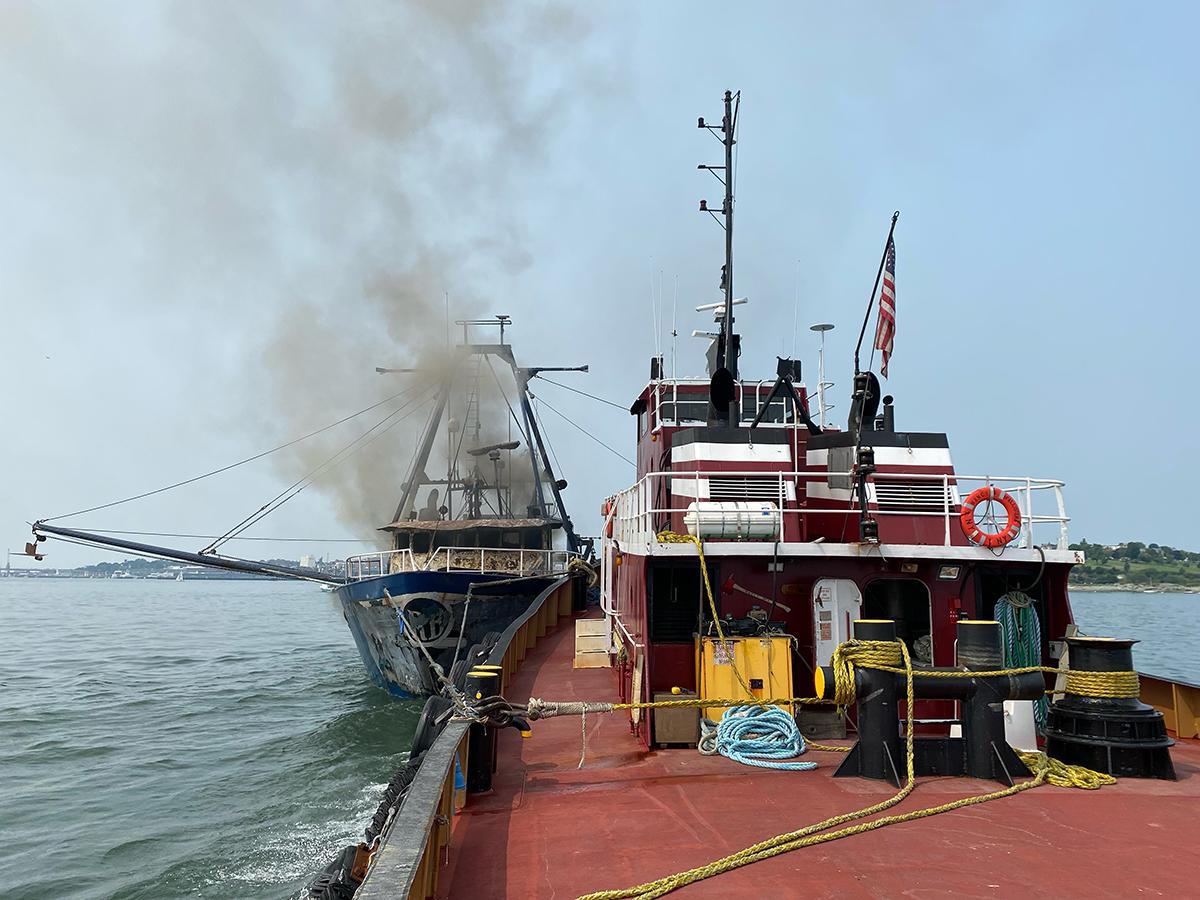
[346,546,578,582]
[605,469,1070,550]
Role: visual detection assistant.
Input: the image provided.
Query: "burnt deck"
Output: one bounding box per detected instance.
[440,615,1200,898]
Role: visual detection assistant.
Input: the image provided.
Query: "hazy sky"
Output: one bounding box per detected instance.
[3,1,1198,568]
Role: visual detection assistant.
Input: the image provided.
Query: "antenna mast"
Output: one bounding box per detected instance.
[698,89,741,426]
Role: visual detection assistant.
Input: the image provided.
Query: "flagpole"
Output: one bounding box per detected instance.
[853,210,900,375]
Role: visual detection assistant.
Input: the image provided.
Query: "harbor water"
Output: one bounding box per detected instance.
[0,580,420,900]
[0,581,1195,899]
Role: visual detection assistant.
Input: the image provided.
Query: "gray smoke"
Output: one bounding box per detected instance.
[1,2,595,543]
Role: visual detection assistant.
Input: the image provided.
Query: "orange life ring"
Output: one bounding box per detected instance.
[960,486,1022,548]
[602,499,614,538]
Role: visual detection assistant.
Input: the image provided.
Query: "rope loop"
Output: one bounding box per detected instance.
[698,705,817,771]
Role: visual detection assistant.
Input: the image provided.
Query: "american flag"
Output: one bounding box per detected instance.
[873,237,896,377]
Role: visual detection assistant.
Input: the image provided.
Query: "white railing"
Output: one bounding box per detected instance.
[650,378,801,431]
[605,469,1070,551]
[344,546,577,582]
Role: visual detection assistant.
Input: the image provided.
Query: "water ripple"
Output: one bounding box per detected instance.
[0,579,417,900]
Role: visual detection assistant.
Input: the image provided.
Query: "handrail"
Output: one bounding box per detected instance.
[355,574,579,899]
[604,468,1071,551]
[345,546,578,582]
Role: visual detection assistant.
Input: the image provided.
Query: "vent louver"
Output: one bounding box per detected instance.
[709,476,784,502]
[873,480,956,510]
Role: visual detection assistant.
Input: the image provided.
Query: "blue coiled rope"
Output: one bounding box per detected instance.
[699,704,817,771]
[995,590,1048,733]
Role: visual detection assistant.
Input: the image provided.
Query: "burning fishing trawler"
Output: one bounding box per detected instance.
[333,91,1193,900]
[27,318,592,698]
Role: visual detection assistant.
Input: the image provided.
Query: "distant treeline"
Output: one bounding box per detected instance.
[74,557,300,576]
[1069,540,1200,586]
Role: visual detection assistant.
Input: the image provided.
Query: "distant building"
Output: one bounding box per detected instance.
[300,554,317,569]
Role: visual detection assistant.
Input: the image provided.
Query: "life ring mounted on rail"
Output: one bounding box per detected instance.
[960,486,1022,549]
[601,499,614,538]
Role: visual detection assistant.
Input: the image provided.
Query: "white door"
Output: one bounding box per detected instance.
[812,578,863,666]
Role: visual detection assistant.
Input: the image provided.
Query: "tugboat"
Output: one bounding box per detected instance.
[344,91,1195,900]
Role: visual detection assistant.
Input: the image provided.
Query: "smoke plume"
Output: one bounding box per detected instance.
[1,2,596,543]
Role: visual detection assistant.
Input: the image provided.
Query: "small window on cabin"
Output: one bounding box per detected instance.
[412,532,431,554]
[637,408,647,436]
[741,397,793,424]
[502,531,520,547]
[660,392,709,425]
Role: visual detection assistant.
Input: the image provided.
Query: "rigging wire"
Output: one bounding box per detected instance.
[202,385,435,553]
[535,394,635,467]
[43,382,426,522]
[71,529,374,543]
[483,356,533,444]
[534,376,626,411]
[531,400,565,478]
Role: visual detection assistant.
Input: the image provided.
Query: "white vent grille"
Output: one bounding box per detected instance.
[873,480,955,510]
[708,476,792,502]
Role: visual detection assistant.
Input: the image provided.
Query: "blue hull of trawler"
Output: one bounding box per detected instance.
[335,570,551,697]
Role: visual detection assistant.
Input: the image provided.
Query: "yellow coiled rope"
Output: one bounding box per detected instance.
[1065,669,1140,698]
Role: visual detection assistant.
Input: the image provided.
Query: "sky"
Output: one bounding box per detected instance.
[2,1,1198,568]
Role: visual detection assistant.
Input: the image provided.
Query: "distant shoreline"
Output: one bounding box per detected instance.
[1070,583,1199,594]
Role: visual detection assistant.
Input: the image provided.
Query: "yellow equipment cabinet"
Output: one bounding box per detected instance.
[696,635,794,721]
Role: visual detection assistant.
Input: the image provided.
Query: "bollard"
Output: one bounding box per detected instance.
[818,618,1043,785]
[465,669,500,793]
[1045,637,1175,779]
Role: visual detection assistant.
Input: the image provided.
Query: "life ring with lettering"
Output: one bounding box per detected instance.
[960,486,1021,548]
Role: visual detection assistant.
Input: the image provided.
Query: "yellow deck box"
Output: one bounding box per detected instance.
[696,635,794,721]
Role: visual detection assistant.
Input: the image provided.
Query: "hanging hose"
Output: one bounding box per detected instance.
[994,591,1048,732]
[698,705,817,771]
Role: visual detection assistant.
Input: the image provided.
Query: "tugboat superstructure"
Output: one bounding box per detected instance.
[600,89,1081,740]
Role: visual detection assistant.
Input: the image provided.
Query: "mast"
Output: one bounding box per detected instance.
[722,89,736,385]
[698,89,741,427]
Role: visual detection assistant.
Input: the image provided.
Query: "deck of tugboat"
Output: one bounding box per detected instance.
[439,612,1200,899]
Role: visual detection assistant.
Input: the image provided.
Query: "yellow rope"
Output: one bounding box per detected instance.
[828,640,903,706]
[577,636,1116,900]
[654,530,760,704]
[1065,669,1140,698]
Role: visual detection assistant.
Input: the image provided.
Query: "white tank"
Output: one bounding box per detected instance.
[683,501,780,540]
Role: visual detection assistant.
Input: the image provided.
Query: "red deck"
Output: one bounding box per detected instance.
[441,615,1200,899]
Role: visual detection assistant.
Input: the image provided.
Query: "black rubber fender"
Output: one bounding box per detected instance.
[409,694,453,757]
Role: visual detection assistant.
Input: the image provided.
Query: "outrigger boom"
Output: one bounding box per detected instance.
[30,521,343,585]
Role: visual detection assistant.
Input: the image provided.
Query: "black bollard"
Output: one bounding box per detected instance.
[953,620,1032,784]
[465,669,500,793]
[1045,637,1175,779]
[819,619,1043,785]
[822,619,905,786]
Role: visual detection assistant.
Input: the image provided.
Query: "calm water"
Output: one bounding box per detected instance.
[0,579,419,900]
[1069,590,1200,684]
[0,582,1195,899]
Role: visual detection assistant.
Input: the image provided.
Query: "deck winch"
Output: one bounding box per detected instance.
[815,618,1045,786]
[1044,636,1175,779]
